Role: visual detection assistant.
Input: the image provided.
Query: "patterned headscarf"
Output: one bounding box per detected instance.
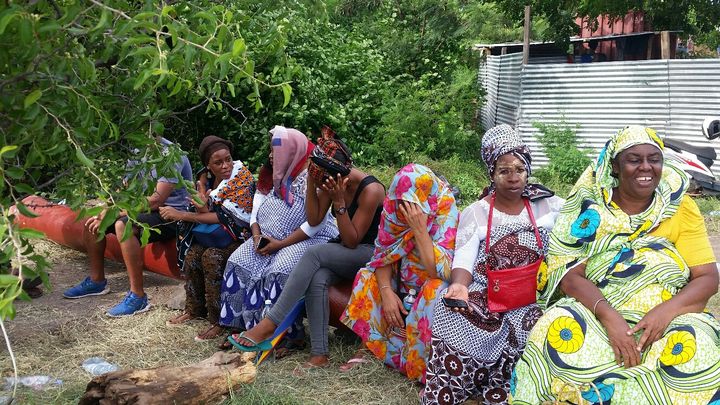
[480,124,553,201]
[268,126,314,205]
[308,126,353,183]
[367,164,459,280]
[539,125,688,308]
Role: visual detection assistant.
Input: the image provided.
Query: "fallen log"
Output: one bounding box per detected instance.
[79,351,256,405]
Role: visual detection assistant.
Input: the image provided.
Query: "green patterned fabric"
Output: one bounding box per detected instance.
[512,126,720,404]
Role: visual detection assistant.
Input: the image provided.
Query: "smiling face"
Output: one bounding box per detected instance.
[207,148,233,180]
[492,153,528,201]
[612,144,663,203]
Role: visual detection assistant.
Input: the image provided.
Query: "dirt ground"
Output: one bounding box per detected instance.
[2,234,720,404]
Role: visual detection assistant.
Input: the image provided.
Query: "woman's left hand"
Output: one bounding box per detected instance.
[628,302,675,352]
[257,235,282,256]
[159,206,184,221]
[321,174,347,206]
[398,201,428,235]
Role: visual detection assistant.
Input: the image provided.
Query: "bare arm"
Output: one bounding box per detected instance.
[560,263,641,368]
[305,176,332,226]
[148,181,175,210]
[159,207,219,224]
[400,201,437,278]
[376,264,408,329]
[630,262,719,351]
[324,176,384,248]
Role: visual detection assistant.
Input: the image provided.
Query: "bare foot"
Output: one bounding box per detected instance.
[194,324,225,341]
[292,355,330,377]
[231,318,276,347]
[166,312,195,327]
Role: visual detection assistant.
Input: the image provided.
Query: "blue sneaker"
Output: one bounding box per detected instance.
[63,277,109,299]
[106,291,150,317]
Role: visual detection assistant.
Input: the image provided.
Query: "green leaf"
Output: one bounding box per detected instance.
[232,38,245,57]
[14,183,33,194]
[4,166,23,179]
[0,274,20,286]
[281,83,292,108]
[227,83,235,97]
[161,5,175,17]
[75,148,95,168]
[15,202,38,218]
[96,207,119,241]
[91,9,110,33]
[0,145,18,158]
[243,60,255,77]
[119,217,134,242]
[24,89,42,109]
[0,9,18,36]
[140,227,150,246]
[18,228,45,239]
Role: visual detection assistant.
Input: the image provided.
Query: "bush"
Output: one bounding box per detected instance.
[532,120,591,192]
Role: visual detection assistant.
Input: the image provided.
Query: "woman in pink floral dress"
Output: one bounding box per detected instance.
[340,163,458,382]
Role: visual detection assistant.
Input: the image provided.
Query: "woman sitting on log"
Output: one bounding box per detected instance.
[421,125,564,404]
[228,127,385,371]
[160,135,254,341]
[512,125,720,404]
[218,126,338,348]
[340,163,459,381]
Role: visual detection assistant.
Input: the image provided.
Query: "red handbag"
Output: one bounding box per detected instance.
[485,193,544,313]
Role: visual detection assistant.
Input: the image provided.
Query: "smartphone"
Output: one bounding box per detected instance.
[442,297,469,309]
[257,236,270,249]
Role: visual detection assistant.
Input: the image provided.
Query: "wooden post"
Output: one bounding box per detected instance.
[522,5,531,64]
[661,31,671,59]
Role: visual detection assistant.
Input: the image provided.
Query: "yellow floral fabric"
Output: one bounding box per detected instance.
[512,126,720,405]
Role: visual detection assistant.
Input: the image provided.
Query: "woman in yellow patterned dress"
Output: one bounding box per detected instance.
[512,125,720,404]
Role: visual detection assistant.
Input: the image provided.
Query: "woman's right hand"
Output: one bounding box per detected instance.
[601,310,641,368]
[444,283,471,313]
[380,288,408,329]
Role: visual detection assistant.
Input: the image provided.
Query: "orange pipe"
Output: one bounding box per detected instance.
[15,196,182,279]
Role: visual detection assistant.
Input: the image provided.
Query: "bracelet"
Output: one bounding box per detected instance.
[252,235,262,240]
[592,298,608,316]
[379,285,391,291]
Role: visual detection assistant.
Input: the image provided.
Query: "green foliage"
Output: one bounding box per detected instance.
[0,0,301,320]
[532,120,591,192]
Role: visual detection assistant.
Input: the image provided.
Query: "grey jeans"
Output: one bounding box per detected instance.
[267,242,374,355]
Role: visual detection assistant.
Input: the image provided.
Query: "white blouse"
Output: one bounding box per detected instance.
[452,196,565,273]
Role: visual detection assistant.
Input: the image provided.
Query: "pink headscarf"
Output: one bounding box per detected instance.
[269,126,314,205]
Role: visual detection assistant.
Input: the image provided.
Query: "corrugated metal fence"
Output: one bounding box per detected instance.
[479,56,720,172]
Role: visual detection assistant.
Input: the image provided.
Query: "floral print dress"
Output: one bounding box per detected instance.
[341,164,459,382]
[512,126,720,404]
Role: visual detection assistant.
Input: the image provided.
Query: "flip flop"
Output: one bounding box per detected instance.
[338,355,371,372]
[227,332,273,352]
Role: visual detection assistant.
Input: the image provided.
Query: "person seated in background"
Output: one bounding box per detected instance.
[512,126,720,404]
[63,137,193,317]
[160,135,255,341]
[422,125,564,405]
[219,126,338,349]
[229,127,385,372]
[340,164,459,381]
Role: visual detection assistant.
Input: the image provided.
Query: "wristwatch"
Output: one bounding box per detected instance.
[336,206,347,216]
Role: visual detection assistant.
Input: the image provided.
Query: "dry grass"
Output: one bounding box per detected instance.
[1,241,418,404]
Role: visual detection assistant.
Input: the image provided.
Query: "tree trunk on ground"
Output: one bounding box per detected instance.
[79,351,256,405]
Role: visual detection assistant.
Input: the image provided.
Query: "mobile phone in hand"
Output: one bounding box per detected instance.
[257,236,270,249]
[442,297,469,309]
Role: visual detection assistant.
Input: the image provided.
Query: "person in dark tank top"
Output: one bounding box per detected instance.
[229,126,385,372]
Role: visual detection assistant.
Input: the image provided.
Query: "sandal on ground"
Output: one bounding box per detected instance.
[218,330,242,350]
[194,324,225,342]
[274,337,307,360]
[292,360,330,377]
[339,351,372,373]
[227,331,273,352]
[166,312,196,327]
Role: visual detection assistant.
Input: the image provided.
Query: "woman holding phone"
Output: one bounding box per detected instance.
[228,127,386,372]
[217,126,338,348]
[340,164,459,382]
[421,125,564,404]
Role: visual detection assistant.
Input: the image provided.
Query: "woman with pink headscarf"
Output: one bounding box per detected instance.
[218,126,338,343]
